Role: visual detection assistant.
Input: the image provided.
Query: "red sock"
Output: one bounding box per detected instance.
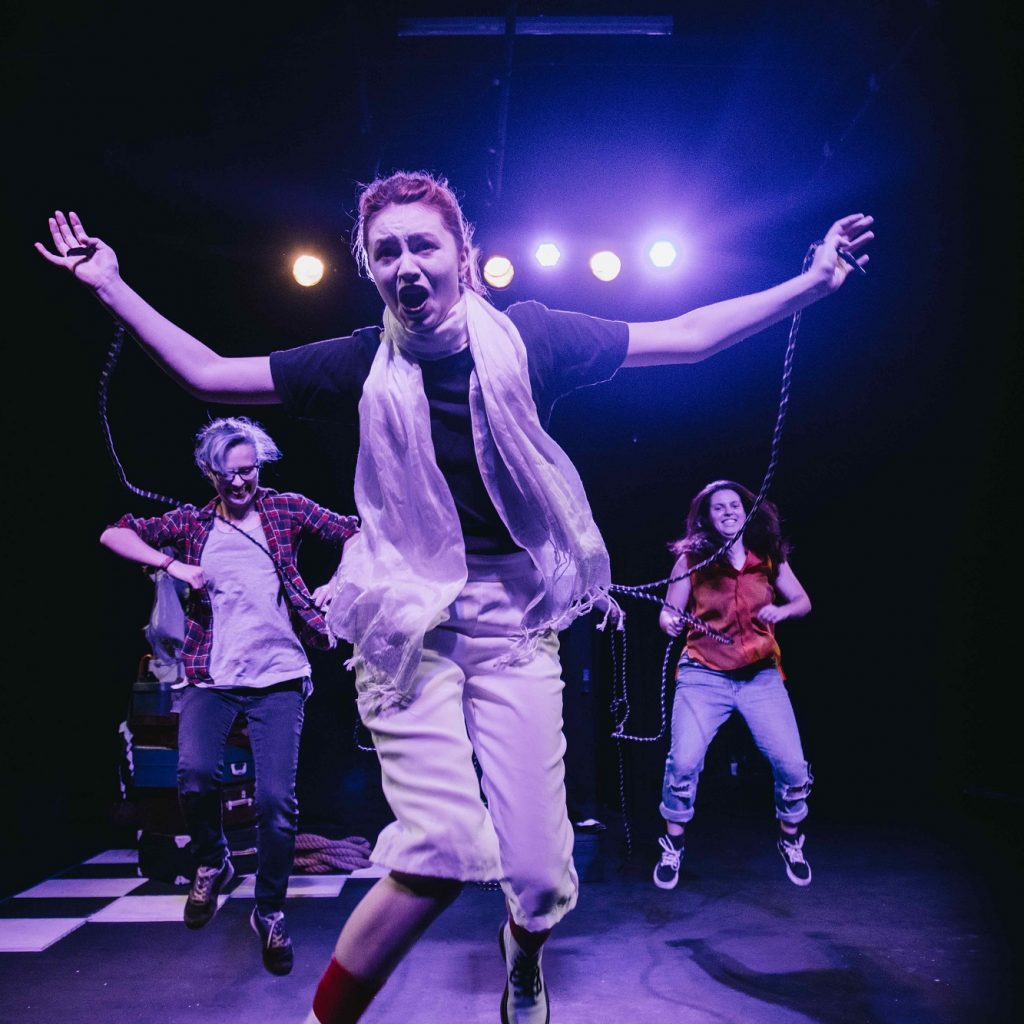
[508,917,551,956]
[311,957,383,1024]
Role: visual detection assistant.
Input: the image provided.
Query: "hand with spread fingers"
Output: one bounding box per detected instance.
[35,210,119,291]
[810,213,875,294]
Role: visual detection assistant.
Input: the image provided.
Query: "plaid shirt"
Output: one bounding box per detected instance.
[112,488,359,683]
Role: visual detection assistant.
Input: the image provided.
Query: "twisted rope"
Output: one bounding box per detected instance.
[99,324,185,507]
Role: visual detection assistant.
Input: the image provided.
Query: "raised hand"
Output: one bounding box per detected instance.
[809,213,874,294]
[35,210,119,291]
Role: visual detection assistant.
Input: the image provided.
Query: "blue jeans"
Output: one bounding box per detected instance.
[659,659,812,826]
[177,682,305,913]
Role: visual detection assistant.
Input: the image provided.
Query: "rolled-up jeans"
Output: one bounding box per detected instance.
[659,658,812,826]
[357,551,578,932]
[177,681,306,913]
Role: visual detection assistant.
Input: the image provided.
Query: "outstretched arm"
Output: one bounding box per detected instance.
[624,213,874,367]
[36,211,278,403]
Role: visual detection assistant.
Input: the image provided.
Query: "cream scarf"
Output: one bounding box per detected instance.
[328,290,611,715]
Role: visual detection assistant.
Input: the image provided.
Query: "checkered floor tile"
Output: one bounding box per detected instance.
[0,849,386,953]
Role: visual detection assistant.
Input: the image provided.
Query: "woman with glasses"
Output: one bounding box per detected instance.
[100,416,359,977]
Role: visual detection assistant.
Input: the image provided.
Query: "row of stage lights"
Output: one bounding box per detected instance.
[484,240,679,288]
[290,239,681,288]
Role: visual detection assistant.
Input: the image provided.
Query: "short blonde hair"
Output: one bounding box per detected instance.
[193,416,282,477]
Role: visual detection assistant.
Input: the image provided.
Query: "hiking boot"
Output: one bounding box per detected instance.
[777,831,812,886]
[499,921,549,1024]
[250,907,294,975]
[183,859,234,929]
[653,834,684,890]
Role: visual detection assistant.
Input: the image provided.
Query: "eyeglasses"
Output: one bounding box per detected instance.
[210,465,259,482]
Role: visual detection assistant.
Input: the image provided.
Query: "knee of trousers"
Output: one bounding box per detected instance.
[505,868,578,926]
[176,763,220,797]
[662,763,701,798]
[774,761,813,795]
[254,789,299,831]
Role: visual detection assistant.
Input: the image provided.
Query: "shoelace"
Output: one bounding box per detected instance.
[509,950,543,1000]
[190,865,222,902]
[260,912,289,948]
[657,835,682,869]
[781,836,806,864]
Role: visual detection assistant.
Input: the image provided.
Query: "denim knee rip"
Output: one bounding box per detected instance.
[667,777,697,802]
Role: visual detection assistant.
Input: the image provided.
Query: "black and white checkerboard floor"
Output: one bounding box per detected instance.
[0,847,386,954]
[0,826,1014,1024]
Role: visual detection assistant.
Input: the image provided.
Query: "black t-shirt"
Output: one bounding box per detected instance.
[270,300,629,554]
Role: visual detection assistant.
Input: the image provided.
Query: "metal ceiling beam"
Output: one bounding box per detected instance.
[395,13,672,205]
[397,16,673,38]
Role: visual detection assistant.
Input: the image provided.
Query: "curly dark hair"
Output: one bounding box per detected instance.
[668,479,791,566]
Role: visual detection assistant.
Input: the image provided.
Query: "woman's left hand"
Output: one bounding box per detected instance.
[810,213,875,294]
[756,603,787,624]
[312,582,334,610]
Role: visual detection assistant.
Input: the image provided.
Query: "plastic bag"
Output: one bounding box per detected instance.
[143,549,187,682]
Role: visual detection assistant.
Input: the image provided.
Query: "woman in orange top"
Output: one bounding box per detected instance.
[653,480,814,891]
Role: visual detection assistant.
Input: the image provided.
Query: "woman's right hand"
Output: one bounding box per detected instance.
[167,561,206,590]
[34,211,119,292]
[659,611,686,638]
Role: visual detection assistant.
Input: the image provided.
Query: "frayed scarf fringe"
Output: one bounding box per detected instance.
[485,586,624,670]
[345,587,622,717]
[345,651,414,719]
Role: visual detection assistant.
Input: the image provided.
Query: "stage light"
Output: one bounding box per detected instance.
[589,250,621,282]
[483,255,515,289]
[648,240,678,268]
[292,255,324,287]
[535,243,562,268]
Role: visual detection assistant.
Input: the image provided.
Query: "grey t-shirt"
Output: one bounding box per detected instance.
[201,517,311,688]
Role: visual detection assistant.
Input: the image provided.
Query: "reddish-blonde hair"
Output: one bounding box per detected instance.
[351,170,484,294]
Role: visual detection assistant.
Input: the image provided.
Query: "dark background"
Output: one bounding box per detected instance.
[2,2,1019,898]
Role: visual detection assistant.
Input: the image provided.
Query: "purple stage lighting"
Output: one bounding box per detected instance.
[483,255,515,289]
[534,243,562,268]
[648,241,678,269]
[589,250,621,282]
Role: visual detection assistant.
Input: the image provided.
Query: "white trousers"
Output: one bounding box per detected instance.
[356,552,579,931]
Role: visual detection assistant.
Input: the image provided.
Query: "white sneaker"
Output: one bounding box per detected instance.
[653,835,684,890]
[499,921,550,1024]
[777,832,812,886]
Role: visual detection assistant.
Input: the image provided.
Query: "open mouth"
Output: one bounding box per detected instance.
[399,284,429,313]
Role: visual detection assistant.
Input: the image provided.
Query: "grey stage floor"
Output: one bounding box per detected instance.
[0,813,1017,1024]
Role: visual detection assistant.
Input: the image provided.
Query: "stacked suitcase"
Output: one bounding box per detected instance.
[120,680,259,884]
